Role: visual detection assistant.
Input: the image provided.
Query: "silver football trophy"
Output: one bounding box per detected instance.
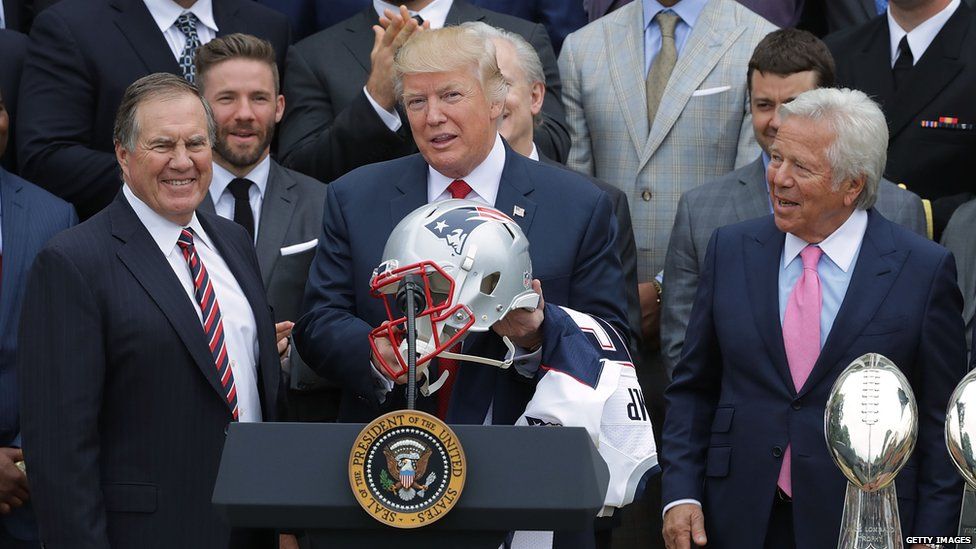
[825,353,918,549]
[945,369,976,547]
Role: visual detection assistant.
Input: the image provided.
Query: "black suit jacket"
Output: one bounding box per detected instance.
[825,4,976,235]
[0,29,26,173]
[15,0,290,220]
[278,0,570,183]
[18,194,280,549]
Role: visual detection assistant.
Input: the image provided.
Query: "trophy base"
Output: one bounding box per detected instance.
[837,482,903,549]
[957,485,976,548]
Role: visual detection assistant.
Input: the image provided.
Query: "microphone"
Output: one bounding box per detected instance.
[396,274,426,315]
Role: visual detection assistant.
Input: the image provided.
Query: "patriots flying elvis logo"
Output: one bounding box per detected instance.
[425,206,514,255]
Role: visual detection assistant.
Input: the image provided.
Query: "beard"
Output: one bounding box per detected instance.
[214,122,275,169]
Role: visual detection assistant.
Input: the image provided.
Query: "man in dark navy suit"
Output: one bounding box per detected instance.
[16,0,290,219]
[295,25,628,426]
[19,74,285,549]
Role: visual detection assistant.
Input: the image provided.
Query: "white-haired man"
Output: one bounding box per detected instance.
[661,87,965,549]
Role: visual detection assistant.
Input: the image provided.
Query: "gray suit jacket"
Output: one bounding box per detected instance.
[559,0,776,279]
[200,161,327,390]
[661,156,927,373]
[941,198,976,354]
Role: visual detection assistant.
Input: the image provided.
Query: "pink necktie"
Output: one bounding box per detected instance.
[777,245,823,497]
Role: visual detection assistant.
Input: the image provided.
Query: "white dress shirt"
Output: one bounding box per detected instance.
[0,2,5,29]
[209,156,271,243]
[427,132,505,205]
[123,184,262,422]
[887,0,959,67]
[366,0,454,131]
[144,0,219,61]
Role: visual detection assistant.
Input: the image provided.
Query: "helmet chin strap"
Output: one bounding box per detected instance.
[409,337,517,397]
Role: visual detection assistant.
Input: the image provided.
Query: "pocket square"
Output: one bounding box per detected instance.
[691,85,731,97]
[280,239,318,256]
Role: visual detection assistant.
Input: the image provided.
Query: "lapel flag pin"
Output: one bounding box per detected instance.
[513,205,525,218]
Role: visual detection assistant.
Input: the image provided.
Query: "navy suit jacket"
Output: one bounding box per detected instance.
[15,0,290,220]
[18,194,280,548]
[295,141,628,423]
[661,210,965,549]
[0,29,27,174]
[468,0,587,53]
[0,169,75,542]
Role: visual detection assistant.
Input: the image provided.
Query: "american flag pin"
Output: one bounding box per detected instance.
[513,205,525,217]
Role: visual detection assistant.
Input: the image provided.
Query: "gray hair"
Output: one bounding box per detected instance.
[393,25,507,105]
[113,73,217,152]
[461,22,545,126]
[778,87,887,210]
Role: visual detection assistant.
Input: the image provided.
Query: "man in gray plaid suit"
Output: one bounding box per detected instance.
[660,28,926,375]
[558,0,775,348]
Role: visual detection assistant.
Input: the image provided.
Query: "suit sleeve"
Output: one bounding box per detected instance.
[611,190,643,355]
[16,9,119,218]
[660,193,698,377]
[558,31,594,176]
[660,228,724,506]
[732,93,759,170]
[294,184,379,406]
[569,190,630,346]
[277,44,416,183]
[18,244,110,549]
[525,21,571,164]
[904,192,927,238]
[910,249,967,536]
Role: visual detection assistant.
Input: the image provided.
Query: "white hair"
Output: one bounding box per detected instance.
[778,87,887,210]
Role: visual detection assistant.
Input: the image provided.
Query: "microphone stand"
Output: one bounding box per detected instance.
[399,275,424,410]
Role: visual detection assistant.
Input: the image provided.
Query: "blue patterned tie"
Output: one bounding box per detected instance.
[175,13,201,83]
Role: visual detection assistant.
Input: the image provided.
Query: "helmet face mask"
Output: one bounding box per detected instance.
[368,200,538,389]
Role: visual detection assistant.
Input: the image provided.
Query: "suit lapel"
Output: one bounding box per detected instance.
[733,157,772,222]
[110,0,182,75]
[343,7,382,72]
[886,4,970,139]
[494,144,538,237]
[744,219,794,391]
[639,0,746,172]
[799,211,906,397]
[390,155,430,229]
[604,2,649,155]
[111,196,231,409]
[847,18,896,110]
[0,175,26,336]
[445,0,487,25]
[213,0,246,35]
[255,163,297,287]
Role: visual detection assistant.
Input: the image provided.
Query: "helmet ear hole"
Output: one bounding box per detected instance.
[480,272,501,295]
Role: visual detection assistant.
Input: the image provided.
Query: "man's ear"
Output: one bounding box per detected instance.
[115,141,130,183]
[529,82,545,117]
[275,94,285,124]
[843,174,867,207]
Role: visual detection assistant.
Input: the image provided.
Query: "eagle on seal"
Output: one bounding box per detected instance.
[384,446,433,492]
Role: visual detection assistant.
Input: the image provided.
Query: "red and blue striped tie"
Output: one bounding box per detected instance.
[177,228,239,420]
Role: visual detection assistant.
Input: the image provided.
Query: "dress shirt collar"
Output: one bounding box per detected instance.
[374,0,452,29]
[642,0,707,30]
[528,143,540,161]
[144,0,219,35]
[123,183,215,256]
[783,208,868,273]
[887,0,959,66]
[427,133,505,205]
[210,155,271,204]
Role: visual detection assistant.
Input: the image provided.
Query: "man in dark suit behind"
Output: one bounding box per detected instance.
[16,0,290,220]
[295,25,628,428]
[277,0,570,184]
[0,29,26,173]
[193,33,336,422]
[0,80,76,549]
[825,0,976,238]
[19,74,284,549]
[661,88,964,549]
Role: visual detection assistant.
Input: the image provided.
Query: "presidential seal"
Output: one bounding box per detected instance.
[349,409,466,528]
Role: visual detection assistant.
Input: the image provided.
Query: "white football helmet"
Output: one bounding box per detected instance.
[369,199,540,393]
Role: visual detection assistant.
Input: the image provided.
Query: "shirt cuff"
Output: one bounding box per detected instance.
[363,86,402,132]
[369,359,395,404]
[662,498,701,519]
[508,344,543,378]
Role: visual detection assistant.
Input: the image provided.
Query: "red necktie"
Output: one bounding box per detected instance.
[177,228,240,420]
[436,180,472,419]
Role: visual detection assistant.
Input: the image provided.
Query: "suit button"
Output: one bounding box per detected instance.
[792,400,802,411]
[772,446,783,458]
[641,189,652,201]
